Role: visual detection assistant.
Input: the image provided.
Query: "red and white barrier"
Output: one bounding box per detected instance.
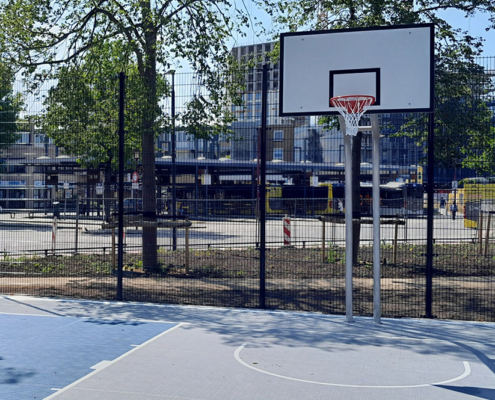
[52,217,58,254]
[283,216,291,246]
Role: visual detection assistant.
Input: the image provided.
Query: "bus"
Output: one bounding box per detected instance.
[462,178,495,228]
[266,181,424,217]
[371,182,424,217]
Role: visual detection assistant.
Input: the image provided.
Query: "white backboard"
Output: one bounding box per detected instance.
[279,24,434,116]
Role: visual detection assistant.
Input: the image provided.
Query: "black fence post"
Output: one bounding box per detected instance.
[425,112,435,318]
[259,64,268,309]
[117,72,125,301]
[171,72,177,250]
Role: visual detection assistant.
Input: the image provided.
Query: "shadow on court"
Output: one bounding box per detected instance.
[1,296,495,400]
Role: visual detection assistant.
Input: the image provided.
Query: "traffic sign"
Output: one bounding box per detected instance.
[132,172,139,183]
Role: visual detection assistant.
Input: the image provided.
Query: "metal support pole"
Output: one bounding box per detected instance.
[484,212,491,257]
[341,116,354,322]
[117,72,125,301]
[321,219,326,263]
[75,198,79,254]
[171,72,177,250]
[259,64,268,309]
[425,112,435,318]
[185,225,190,273]
[371,114,381,324]
[479,210,484,254]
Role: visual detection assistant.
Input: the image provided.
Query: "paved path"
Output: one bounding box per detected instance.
[0,213,479,254]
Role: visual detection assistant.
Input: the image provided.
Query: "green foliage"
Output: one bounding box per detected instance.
[397,51,495,173]
[260,0,495,174]
[39,42,172,170]
[0,0,256,266]
[326,247,339,263]
[0,64,24,151]
[0,0,252,143]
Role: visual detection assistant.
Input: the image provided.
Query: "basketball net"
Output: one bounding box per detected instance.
[330,95,376,136]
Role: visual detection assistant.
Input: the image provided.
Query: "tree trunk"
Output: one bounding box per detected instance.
[142,124,158,271]
[351,132,363,266]
[140,2,159,272]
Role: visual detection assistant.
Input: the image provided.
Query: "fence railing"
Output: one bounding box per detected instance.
[1,201,494,322]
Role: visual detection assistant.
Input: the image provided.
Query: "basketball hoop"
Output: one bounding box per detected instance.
[330,95,376,136]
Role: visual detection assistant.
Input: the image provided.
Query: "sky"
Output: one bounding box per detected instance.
[438,9,495,56]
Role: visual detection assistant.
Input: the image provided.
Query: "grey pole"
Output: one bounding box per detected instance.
[371,114,381,324]
[340,116,354,322]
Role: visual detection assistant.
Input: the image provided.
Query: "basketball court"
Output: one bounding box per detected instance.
[1,295,494,400]
[1,23,491,400]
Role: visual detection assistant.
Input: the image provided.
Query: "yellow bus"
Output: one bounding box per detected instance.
[463,178,495,228]
[267,182,424,216]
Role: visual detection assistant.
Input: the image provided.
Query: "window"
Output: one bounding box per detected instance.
[35,134,53,146]
[8,165,26,173]
[273,148,283,160]
[16,133,30,144]
[273,130,284,141]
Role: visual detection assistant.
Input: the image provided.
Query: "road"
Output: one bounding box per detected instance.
[0,212,479,255]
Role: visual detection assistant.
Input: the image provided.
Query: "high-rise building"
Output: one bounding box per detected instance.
[230,42,309,127]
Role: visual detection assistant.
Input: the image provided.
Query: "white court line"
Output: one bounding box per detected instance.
[0,310,183,325]
[234,343,471,389]
[44,323,184,399]
[0,312,60,317]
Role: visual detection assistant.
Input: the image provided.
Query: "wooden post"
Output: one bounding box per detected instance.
[185,225,190,273]
[479,210,484,255]
[484,212,491,257]
[393,220,399,264]
[112,228,116,269]
[321,219,326,263]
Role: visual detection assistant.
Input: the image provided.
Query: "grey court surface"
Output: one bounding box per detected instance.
[1,296,495,400]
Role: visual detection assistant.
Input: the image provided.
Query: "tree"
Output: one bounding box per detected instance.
[0,0,251,270]
[0,64,23,152]
[41,41,167,218]
[399,47,495,174]
[259,0,495,264]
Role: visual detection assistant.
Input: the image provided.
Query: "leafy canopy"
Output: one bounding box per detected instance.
[0,64,24,151]
[258,0,495,173]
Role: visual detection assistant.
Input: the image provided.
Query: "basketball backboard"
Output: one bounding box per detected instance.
[279,24,434,116]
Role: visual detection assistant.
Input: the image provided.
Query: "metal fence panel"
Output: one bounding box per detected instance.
[1,60,494,322]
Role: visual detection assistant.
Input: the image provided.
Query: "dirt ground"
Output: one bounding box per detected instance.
[1,244,494,322]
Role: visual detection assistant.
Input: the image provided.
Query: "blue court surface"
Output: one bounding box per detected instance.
[1,295,495,400]
[0,311,176,400]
